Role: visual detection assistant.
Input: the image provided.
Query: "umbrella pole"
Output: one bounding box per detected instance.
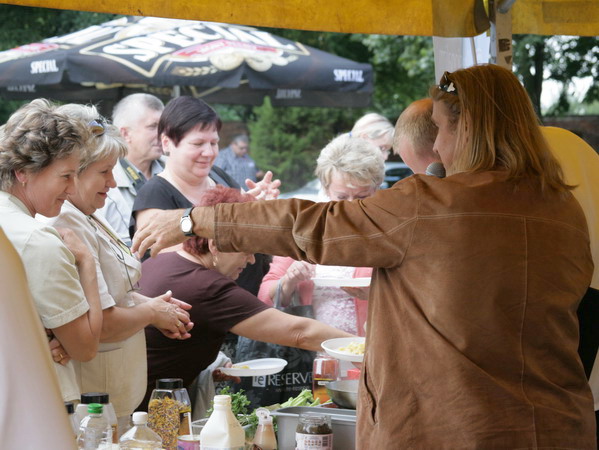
[172,85,181,98]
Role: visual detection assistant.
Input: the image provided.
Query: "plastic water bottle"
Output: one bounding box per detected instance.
[77,403,112,449]
[119,411,162,449]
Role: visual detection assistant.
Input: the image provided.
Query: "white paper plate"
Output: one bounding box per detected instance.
[321,337,366,362]
[311,277,371,287]
[219,358,287,377]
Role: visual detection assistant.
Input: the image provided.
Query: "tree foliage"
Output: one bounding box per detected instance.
[512,35,599,116]
[248,97,356,191]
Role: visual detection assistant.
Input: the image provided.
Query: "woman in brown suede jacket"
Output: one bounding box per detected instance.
[133,64,596,449]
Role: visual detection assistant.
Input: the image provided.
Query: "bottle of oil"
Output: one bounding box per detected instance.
[312,353,339,403]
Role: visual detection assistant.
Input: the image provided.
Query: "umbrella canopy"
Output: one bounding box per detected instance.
[0,16,373,107]
[3,0,598,36]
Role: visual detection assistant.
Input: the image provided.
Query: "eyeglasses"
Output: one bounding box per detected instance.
[439,71,458,96]
[89,119,105,137]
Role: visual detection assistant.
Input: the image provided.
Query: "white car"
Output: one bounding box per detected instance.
[279,162,413,200]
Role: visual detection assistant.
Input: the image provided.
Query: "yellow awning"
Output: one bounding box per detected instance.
[512,0,599,36]
[0,0,487,36]
[1,0,597,36]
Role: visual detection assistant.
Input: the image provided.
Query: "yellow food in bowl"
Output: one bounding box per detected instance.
[338,341,365,355]
[232,364,250,369]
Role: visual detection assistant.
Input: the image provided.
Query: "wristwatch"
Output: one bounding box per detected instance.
[180,207,195,236]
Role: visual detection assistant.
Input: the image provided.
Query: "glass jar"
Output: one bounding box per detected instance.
[295,414,333,450]
[312,353,339,403]
[147,378,191,450]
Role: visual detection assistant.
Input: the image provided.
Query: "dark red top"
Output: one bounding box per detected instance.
[138,252,270,409]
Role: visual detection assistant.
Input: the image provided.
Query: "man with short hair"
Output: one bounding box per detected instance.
[97,93,165,246]
[393,98,439,174]
[214,134,264,187]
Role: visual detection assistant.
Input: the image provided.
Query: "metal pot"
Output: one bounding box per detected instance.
[325,379,359,409]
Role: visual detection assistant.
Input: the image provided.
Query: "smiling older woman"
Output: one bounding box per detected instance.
[46,103,193,432]
[0,99,102,404]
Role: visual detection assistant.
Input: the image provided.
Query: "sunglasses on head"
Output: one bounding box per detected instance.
[439,71,458,95]
[88,119,105,136]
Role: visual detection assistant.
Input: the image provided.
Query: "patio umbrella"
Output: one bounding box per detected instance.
[0,16,373,107]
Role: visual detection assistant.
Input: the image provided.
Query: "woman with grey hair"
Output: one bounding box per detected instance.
[257,134,384,336]
[351,112,395,160]
[47,103,193,434]
[0,99,103,404]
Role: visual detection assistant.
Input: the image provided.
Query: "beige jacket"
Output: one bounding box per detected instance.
[48,201,146,418]
[214,171,595,449]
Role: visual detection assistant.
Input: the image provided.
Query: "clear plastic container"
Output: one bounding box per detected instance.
[119,411,162,449]
[252,408,277,450]
[77,403,113,450]
[74,392,118,444]
[148,378,191,450]
[199,395,244,450]
[312,353,339,403]
[65,401,79,437]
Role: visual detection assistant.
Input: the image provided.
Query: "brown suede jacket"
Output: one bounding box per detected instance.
[215,171,595,449]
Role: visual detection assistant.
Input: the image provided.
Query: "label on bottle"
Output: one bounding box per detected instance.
[179,411,192,436]
[295,432,333,449]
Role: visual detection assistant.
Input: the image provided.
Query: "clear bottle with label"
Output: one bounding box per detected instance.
[312,353,339,403]
[252,408,277,450]
[148,378,192,450]
[74,392,118,444]
[119,411,162,449]
[77,403,113,450]
[295,414,333,450]
[199,395,245,450]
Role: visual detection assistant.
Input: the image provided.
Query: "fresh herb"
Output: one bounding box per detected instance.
[205,386,251,417]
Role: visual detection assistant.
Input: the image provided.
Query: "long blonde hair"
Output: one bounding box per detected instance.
[429,64,571,193]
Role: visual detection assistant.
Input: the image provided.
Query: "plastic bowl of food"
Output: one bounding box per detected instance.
[321,337,366,362]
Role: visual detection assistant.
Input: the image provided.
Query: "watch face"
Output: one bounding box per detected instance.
[181,217,193,233]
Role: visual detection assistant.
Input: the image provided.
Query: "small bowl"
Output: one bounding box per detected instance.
[325,379,359,409]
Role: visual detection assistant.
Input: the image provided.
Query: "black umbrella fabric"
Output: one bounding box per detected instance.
[0,16,373,107]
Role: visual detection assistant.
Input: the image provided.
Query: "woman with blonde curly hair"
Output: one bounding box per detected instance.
[47,103,193,434]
